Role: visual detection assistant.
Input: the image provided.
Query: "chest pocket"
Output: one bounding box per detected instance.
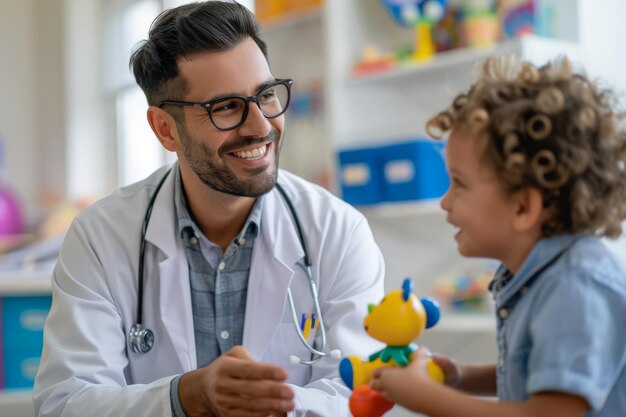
[265,321,316,386]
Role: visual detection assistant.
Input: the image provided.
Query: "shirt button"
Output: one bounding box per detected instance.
[220,330,230,340]
[498,358,505,368]
[218,261,226,271]
[499,308,509,319]
[190,236,198,246]
[239,237,246,245]
[521,286,529,295]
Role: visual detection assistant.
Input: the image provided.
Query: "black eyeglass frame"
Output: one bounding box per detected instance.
[158,78,293,131]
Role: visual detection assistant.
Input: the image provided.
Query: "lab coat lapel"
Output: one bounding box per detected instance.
[159,255,196,371]
[144,167,197,371]
[243,186,305,360]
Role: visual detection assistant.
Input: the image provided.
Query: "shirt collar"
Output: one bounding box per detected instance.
[491,234,581,306]
[173,163,263,243]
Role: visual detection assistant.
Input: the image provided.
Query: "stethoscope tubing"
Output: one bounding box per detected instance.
[286,262,329,365]
[137,169,172,325]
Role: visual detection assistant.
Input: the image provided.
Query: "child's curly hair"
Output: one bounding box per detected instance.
[426,56,626,238]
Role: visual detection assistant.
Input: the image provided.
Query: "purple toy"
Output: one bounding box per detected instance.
[0,184,24,235]
[0,139,24,236]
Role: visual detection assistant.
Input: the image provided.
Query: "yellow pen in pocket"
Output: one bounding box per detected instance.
[302,314,312,340]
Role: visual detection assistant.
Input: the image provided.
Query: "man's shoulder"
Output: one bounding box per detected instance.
[74,166,171,228]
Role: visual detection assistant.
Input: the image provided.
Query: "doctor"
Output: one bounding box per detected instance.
[33,1,385,417]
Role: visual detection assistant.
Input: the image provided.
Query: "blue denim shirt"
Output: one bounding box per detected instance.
[492,234,626,416]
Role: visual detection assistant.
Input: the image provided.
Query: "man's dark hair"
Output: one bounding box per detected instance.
[129,1,267,106]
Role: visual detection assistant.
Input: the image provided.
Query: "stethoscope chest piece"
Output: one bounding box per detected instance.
[129,324,154,354]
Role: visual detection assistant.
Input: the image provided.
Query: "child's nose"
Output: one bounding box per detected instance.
[440,188,452,212]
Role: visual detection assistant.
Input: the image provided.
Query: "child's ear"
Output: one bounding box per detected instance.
[512,187,544,232]
[147,106,180,152]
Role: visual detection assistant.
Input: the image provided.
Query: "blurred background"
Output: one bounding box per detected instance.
[1,0,626,416]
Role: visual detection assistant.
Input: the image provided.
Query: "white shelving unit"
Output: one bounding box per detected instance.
[348,35,581,87]
[0,270,52,296]
[0,390,36,417]
[260,6,588,387]
[435,311,496,333]
[357,199,441,219]
[322,1,583,288]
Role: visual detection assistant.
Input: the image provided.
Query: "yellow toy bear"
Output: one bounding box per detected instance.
[339,278,444,417]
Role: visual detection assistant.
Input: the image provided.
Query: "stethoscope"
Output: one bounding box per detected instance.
[129,168,341,365]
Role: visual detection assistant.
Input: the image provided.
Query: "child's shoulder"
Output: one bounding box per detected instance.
[554,235,626,292]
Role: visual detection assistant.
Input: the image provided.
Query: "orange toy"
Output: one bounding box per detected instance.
[349,385,394,417]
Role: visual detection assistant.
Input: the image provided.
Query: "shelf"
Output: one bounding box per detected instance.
[357,199,443,219]
[348,35,581,86]
[433,312,496,333]
[0,390,32,404]
[0,267,52,295]
[260,6,322,35]
[0,390,35,417]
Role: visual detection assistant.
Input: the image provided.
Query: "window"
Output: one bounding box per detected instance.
[105,0,172,186]
[105,0,253,186]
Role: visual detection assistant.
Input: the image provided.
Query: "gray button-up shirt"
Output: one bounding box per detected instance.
[170,166,263,416]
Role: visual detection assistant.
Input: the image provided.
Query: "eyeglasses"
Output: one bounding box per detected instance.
[159,79,293,131]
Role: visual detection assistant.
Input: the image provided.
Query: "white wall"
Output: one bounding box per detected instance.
[0,1,38,220]
[0,0,66,223]
[579,0,626,96]
[64,0,114,199]
[36,0,67,205]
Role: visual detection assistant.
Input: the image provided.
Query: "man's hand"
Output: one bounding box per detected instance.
[178,346,295,417]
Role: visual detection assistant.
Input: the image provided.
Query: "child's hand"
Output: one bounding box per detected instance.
[370,347,435,404]
[431,353,461,387]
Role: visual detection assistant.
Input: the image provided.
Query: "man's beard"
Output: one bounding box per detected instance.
[178,123,281,197]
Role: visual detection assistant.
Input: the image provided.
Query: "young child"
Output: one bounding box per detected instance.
[370,57,626,417]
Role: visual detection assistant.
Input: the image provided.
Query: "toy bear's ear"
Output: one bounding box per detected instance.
[402,278,413,301]
[421,297,441,329]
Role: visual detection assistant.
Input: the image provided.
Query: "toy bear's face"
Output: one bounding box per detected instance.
[364,290,426,346]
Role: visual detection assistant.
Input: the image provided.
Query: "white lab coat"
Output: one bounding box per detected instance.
[33,166,385,417]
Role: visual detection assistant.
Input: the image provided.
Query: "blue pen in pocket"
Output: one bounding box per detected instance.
[300,313,318,343]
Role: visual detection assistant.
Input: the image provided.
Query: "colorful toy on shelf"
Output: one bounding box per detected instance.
[351,44,396,77]
[432,4,463,52]
[255,0,287,24]
[498,0,536,38]
[255,0,322,25]
[379,0,449,60]
[0,137,24,236]
[432,269,493,311]
[339,278,444,417]
[462,0,500,49]
[0,184,24,236]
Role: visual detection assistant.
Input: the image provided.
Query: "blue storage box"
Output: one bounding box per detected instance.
[381,139,449,202]
[337,146,384,206]
[0,298,3,390]
[2,295,52,389]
